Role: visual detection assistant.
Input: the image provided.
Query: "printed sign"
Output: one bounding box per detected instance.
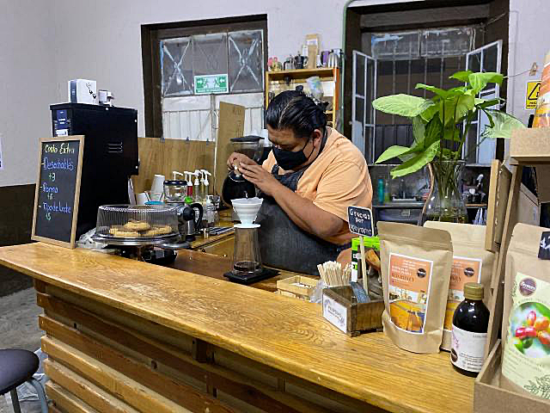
[388,253,433,334]
[31,136,84,248]
[322,293,348,333]
[194,74,229,94]
[444,256,482,331]
[526,81,541,110]
[348,206,375,237]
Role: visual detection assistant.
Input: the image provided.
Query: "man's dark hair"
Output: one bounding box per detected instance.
[265,90,327,139]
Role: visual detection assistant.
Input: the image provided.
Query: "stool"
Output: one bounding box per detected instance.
[0,349,48,413]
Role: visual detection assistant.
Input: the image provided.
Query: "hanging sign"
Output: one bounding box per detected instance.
[348,206,375,237]
[194,74,229,94]
[31,136,84,248]
[526,81,541,110]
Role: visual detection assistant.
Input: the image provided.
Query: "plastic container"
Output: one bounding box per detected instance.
[95,204,178,240]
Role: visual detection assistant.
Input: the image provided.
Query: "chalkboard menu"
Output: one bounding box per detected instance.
[32,136,84,248]
[348,206,376,237]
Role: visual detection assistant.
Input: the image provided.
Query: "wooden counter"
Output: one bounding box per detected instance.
[0,243,475,413]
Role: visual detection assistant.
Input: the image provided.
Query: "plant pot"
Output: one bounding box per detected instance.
[424,160,468,223]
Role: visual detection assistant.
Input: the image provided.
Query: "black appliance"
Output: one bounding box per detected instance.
[50,103,139,238]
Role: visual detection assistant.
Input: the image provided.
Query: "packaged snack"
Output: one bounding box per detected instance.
[379,222,453,353]
[424,222,496,351]
[501,223,550,401]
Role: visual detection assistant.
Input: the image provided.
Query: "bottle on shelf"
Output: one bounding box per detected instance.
[451,282,490,377]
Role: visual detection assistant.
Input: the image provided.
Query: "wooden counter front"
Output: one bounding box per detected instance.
[0,243,475,413]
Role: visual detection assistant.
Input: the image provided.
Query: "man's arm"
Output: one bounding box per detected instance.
[239,164,344,238]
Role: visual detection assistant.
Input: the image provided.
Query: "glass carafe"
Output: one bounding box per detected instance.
[232,225,262,276]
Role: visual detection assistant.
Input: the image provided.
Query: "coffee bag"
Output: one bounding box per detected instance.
[379,222,453,353]
[424,222,496,351]
[501,223,550,401]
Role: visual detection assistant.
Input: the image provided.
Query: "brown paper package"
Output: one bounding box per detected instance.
[424,222,496,351]
[379,222,453,354]
[501,223,550,399]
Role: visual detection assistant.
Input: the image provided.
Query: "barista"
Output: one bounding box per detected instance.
[227,91,372,274]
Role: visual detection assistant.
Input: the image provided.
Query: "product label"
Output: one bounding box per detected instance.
[444,256,482,331]
[387,253,433,334]
[502,272,550,400]
[451,324,487,372]
[322,294,348,334]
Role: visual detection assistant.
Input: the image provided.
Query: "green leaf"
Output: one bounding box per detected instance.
[439,94,475,125]
[375,145,415,164]
[412,116,425,144]
[481,110,526,139]
[420,103,439,122]
[373,94,434,118]
[424,116,443,147]
[443,126,461,142]
[390,140,440,178]
[475,98,502,110]
[468,72,504,94]
[450,70,473,82]
[415,83,449,99]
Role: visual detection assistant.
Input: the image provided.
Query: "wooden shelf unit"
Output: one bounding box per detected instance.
[265,67,340,128]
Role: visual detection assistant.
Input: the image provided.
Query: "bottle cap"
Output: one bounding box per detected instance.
[464,283,484,300]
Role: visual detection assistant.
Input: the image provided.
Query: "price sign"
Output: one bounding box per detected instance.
[31,136,84,248]
[348,206,375,237]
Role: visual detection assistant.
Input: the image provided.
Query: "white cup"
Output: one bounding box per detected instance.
[151,174,165,195]
[136,193,148,205]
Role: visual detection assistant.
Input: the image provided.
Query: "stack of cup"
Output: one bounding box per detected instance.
[149,174,165,202]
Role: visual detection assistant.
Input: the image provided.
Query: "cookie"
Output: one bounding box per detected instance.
[112,229,141,238]
[142,228,161,237]
[124,220,151,231]
[109,225,123,235]
[155,225,173,235]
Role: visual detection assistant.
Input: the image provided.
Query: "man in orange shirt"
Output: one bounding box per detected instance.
[228,90,372,274]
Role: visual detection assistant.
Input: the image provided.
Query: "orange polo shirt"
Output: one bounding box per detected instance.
[262,128,373,245]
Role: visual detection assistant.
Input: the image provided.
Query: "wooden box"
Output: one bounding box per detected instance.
[276,276,318,301]
[474,340,550,412]
[322,286,384,337]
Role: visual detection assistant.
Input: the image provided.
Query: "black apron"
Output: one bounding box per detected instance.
[256,164,349,275]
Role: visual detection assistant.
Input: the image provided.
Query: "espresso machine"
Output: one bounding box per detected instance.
[162,176,203,248]
[50,103,139,238]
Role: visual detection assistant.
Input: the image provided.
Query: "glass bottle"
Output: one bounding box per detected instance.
[451,282,490,377]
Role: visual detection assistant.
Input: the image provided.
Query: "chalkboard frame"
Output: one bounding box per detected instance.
[31,135,85,248]
[347,205,376,237]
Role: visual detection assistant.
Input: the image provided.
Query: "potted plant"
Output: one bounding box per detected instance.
[372,71,525,223]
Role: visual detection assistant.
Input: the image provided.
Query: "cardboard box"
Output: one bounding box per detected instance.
[510,128,550,202]
[475,340,550,413]
[276,276,318,301]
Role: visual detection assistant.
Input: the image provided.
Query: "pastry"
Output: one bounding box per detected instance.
[109,225,123,235]
[124,220,151,231]
[155,225,173,235]
[112,229,141,238]
[142,228,161,237]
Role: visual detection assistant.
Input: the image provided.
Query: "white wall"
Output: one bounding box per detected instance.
[1,0,545,186]
[49,0,357,138]
[507,0,548,125]
[0,0,57,187]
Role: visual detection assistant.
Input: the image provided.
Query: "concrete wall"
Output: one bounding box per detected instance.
[507,0,548,125]
[0,0,546,186]
[49,0,355,139]
[0,0,57,187]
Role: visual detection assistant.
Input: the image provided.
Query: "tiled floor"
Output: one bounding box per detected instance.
[0,288,44,413]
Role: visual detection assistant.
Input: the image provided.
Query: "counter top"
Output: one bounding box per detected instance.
[0,243,474,413]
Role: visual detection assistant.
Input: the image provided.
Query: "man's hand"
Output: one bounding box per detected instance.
[239,163,281,197]
[227,152,256,169]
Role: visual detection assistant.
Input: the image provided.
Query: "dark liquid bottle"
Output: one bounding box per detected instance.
[450,282,490,377]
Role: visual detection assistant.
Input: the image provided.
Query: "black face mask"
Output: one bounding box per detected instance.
[273,138,313,170]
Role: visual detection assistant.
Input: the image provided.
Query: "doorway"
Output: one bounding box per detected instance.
[345,0,510,166]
